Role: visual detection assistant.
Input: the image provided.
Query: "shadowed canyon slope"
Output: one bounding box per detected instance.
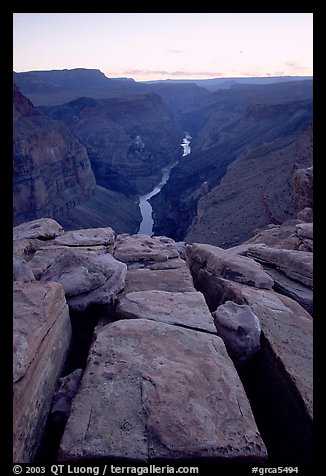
[39,93,182,195]
[13,70,313,248]
[13,85,96,226]
[151,80,313,245]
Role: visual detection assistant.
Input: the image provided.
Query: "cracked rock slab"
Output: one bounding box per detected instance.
[54,227,115,250]
[116,290,216,333]
[247,244,313,288]
[59,319,267,462]
[186,243,274,290]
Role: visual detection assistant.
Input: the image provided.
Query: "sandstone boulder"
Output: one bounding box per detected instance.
[54,227,115,251]
[186,243,274,290]
[114,234,179,266]
[116,290,216,333]
[297,207,313,222]
[296,222,313,240]
[13,237,48,261]
[13,218,63,241]
[13,256,35,282]
[121,257,195,296]
[59,319,267,462]
[247,244,313,288]
[13,281,71,462]
[41,249,127,311]
[28,245,107,279]
[212,301,261,364]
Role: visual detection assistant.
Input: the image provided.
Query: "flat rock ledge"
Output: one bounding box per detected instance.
[59,318,267,463]
[115,290,216,333]
[186,243,274,290]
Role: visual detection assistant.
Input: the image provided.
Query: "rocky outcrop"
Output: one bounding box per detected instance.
[13,281,71,462]
[186,242,313,462]
[186,243,274,292]
[41,249,127,311]
[13,85,97,226]
[59,318,267,462]
[116,290,217,333]
[246,245,313,288]
[13,256,35,282]
[114,233,180,265]
[13,217,64,240]
[13,218,313,464]
[53,227,115,251]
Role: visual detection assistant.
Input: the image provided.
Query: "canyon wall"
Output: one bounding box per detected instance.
[40,93,183,196]
[13,85,96,226]
[151,81,313,245]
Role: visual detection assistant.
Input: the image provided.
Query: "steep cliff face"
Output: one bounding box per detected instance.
[185,123,313,247]
[13,85,96,226]
[40,93,183,196]
[151,81,313,243]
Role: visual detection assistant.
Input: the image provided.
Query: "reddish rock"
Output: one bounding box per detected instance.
[13,218,63,241]
[247,244,313,288]
[59,319,267,462]
[41,248,127,311]
[13,281,71,462]
[186,243,274,290]
[116,290,216,333]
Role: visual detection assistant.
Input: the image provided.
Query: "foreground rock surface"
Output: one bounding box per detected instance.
[59,318,267,462]
[116,290,216,333]
[13,281,71,463]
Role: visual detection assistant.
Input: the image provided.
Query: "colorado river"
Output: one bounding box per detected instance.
[138,133,191,236]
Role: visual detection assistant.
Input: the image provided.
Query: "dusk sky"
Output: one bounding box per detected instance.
[13,13,313,81]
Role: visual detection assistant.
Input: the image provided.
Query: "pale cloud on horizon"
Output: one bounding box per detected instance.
[124,69,224,78]
[166,49,185,54]
[285,61,308,73]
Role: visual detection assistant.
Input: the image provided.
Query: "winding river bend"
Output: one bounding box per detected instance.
[138,133,191,236]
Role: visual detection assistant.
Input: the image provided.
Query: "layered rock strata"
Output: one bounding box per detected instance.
[13,86,96,226]
[40,94,182,196]
[59,318,267,462]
